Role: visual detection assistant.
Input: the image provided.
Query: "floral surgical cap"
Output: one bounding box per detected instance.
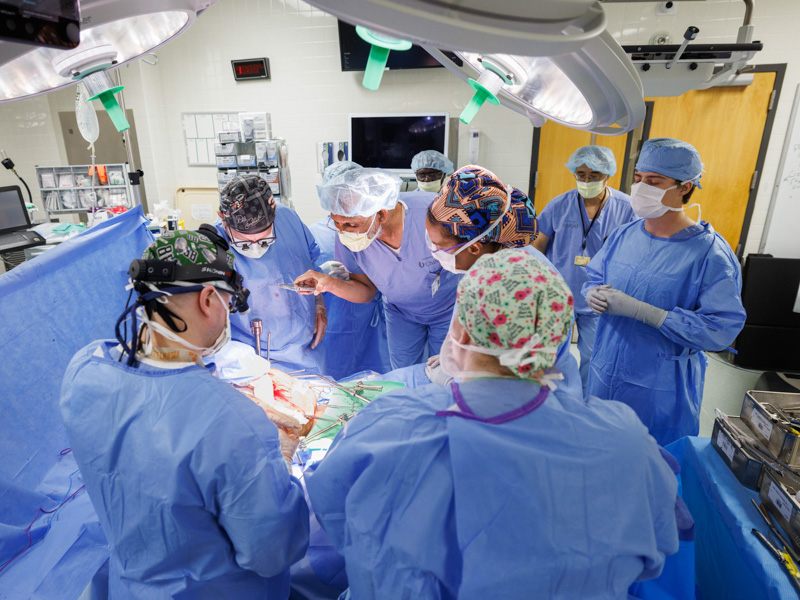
[456,249,574,378]
[429,165,538,247]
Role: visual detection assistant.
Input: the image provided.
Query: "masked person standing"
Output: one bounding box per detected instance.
[60,229,309,598]
[216,174,327,374]
[411,149,454,193]
[533,146,635,392]
[295,168,459,369]
[583,138,746,445]
[307,250,681,599]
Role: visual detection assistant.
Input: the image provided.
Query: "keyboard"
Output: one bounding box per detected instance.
[0,230,45,252]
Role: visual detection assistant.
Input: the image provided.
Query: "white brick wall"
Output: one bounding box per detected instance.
[0,0,797,252]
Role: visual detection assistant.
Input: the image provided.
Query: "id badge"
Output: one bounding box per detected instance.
[431,273,441,297]
[574,255,591,267]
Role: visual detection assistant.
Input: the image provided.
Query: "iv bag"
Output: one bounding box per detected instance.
[75,82,99,145]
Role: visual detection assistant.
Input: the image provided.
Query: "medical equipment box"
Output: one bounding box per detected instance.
[214,143,236,156]
[711,416,765,490]
[740,391,800,466]
[759,469,800,554]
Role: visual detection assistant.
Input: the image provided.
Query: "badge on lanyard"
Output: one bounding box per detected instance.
[431,272,441,297]
[574,255,591,267]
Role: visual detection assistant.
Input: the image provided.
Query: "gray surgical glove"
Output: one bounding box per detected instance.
[320,260,350,281]
[603,288,668,328]
[585,284,611,315]
[425,355,454,387]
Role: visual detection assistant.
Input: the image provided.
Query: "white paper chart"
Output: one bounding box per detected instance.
[182,112,238,166]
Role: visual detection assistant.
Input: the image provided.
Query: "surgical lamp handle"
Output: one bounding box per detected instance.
[666,26,700,69]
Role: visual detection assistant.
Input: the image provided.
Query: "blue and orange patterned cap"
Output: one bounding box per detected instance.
[429,165,538,247]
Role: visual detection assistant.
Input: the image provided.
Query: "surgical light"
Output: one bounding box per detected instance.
[0,0,215,103]
[304,0,645,135]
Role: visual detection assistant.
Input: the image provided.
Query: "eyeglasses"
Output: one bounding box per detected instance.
[424,230,466,254]
[326,215,373,234]
[228,225,277,250]
[574,172,606,183]
[416,170,445,183]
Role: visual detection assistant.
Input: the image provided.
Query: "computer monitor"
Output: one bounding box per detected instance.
[0,185,31,233]
[349,113,450,177]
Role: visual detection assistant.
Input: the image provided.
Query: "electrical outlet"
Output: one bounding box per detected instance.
[657,1,677,15]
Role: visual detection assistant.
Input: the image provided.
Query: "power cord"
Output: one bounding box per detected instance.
[1,149,34,206]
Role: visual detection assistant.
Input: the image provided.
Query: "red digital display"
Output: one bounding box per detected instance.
[231,58,269,81]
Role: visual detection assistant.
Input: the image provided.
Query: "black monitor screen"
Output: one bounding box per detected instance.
[351,115,447,170]
[0,186,29,232]
[337,21,461,72]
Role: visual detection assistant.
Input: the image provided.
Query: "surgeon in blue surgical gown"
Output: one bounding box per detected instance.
[307,250,681,600]
[583,138,747,446]
[60,229,309,599]
[215,174,327,374]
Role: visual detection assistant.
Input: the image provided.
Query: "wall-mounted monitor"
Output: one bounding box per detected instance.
[349,112,450,177]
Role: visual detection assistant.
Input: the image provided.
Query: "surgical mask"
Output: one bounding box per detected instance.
[631,181,702,221]
[439,330,563,389]
[427,185,513,274]
[338,213,378,252]
[418,179,443,193]
[576,180,605,199]
[139,288,231,359]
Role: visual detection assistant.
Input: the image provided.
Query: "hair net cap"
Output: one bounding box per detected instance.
[322,160,362,184]
[430,165,538,247]
[456,249,574,377]
[318,168,401,217]
[636,138,704,188]
[219,174,276,234]
[565,146,617,176]
[411,150,454,175]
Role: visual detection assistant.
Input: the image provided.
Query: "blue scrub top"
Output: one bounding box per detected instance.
[307,379,679,599]
[60,341,309,599]
[538,187,635,314]
[582,220,747,445]
[335,191,460,325]
[215,203,324,373]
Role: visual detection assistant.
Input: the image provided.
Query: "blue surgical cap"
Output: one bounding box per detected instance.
[636,138,704,188]
[323,160,362,184]
[317,168,401,217]
[411,150,454,175]
[565,146,617,177]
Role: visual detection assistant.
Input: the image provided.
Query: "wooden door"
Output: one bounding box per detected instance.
[645,72,775,252]
[532,124,628,215]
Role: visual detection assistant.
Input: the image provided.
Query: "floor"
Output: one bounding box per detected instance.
[567,343,768,437]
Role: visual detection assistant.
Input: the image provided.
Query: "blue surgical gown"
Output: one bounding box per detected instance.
[307,220,392,379]
[215,203,325,374]
[335,191,460,369]
[538,188,635,391]
[59,341,310,599]
[307,379,679,599]
[582,221,747,446]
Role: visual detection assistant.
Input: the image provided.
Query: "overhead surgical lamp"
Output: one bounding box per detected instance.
[303,0,645,135]
[0,0,216,131]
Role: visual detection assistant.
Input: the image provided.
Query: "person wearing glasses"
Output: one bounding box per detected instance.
[215,174,327,373]
[532,146,635,392]
[295,168,460,369]
[412,150,454,193]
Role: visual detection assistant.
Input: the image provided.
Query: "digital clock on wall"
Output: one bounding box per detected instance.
[231,58,271,81]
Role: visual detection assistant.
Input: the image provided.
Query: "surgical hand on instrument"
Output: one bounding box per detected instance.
[585,284,611,314]
[425,358,454,387]
[312,297,327,349]
[603,288,668,328]
[320,260,350,281]
[294,270,332,296]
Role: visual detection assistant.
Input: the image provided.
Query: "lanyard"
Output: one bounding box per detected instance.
[577,189,607,251]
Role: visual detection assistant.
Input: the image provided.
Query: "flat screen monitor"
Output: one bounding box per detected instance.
[337,21,461,72]
[0,185,30,232]
[349,113,449,176]
[0,1,81,48]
